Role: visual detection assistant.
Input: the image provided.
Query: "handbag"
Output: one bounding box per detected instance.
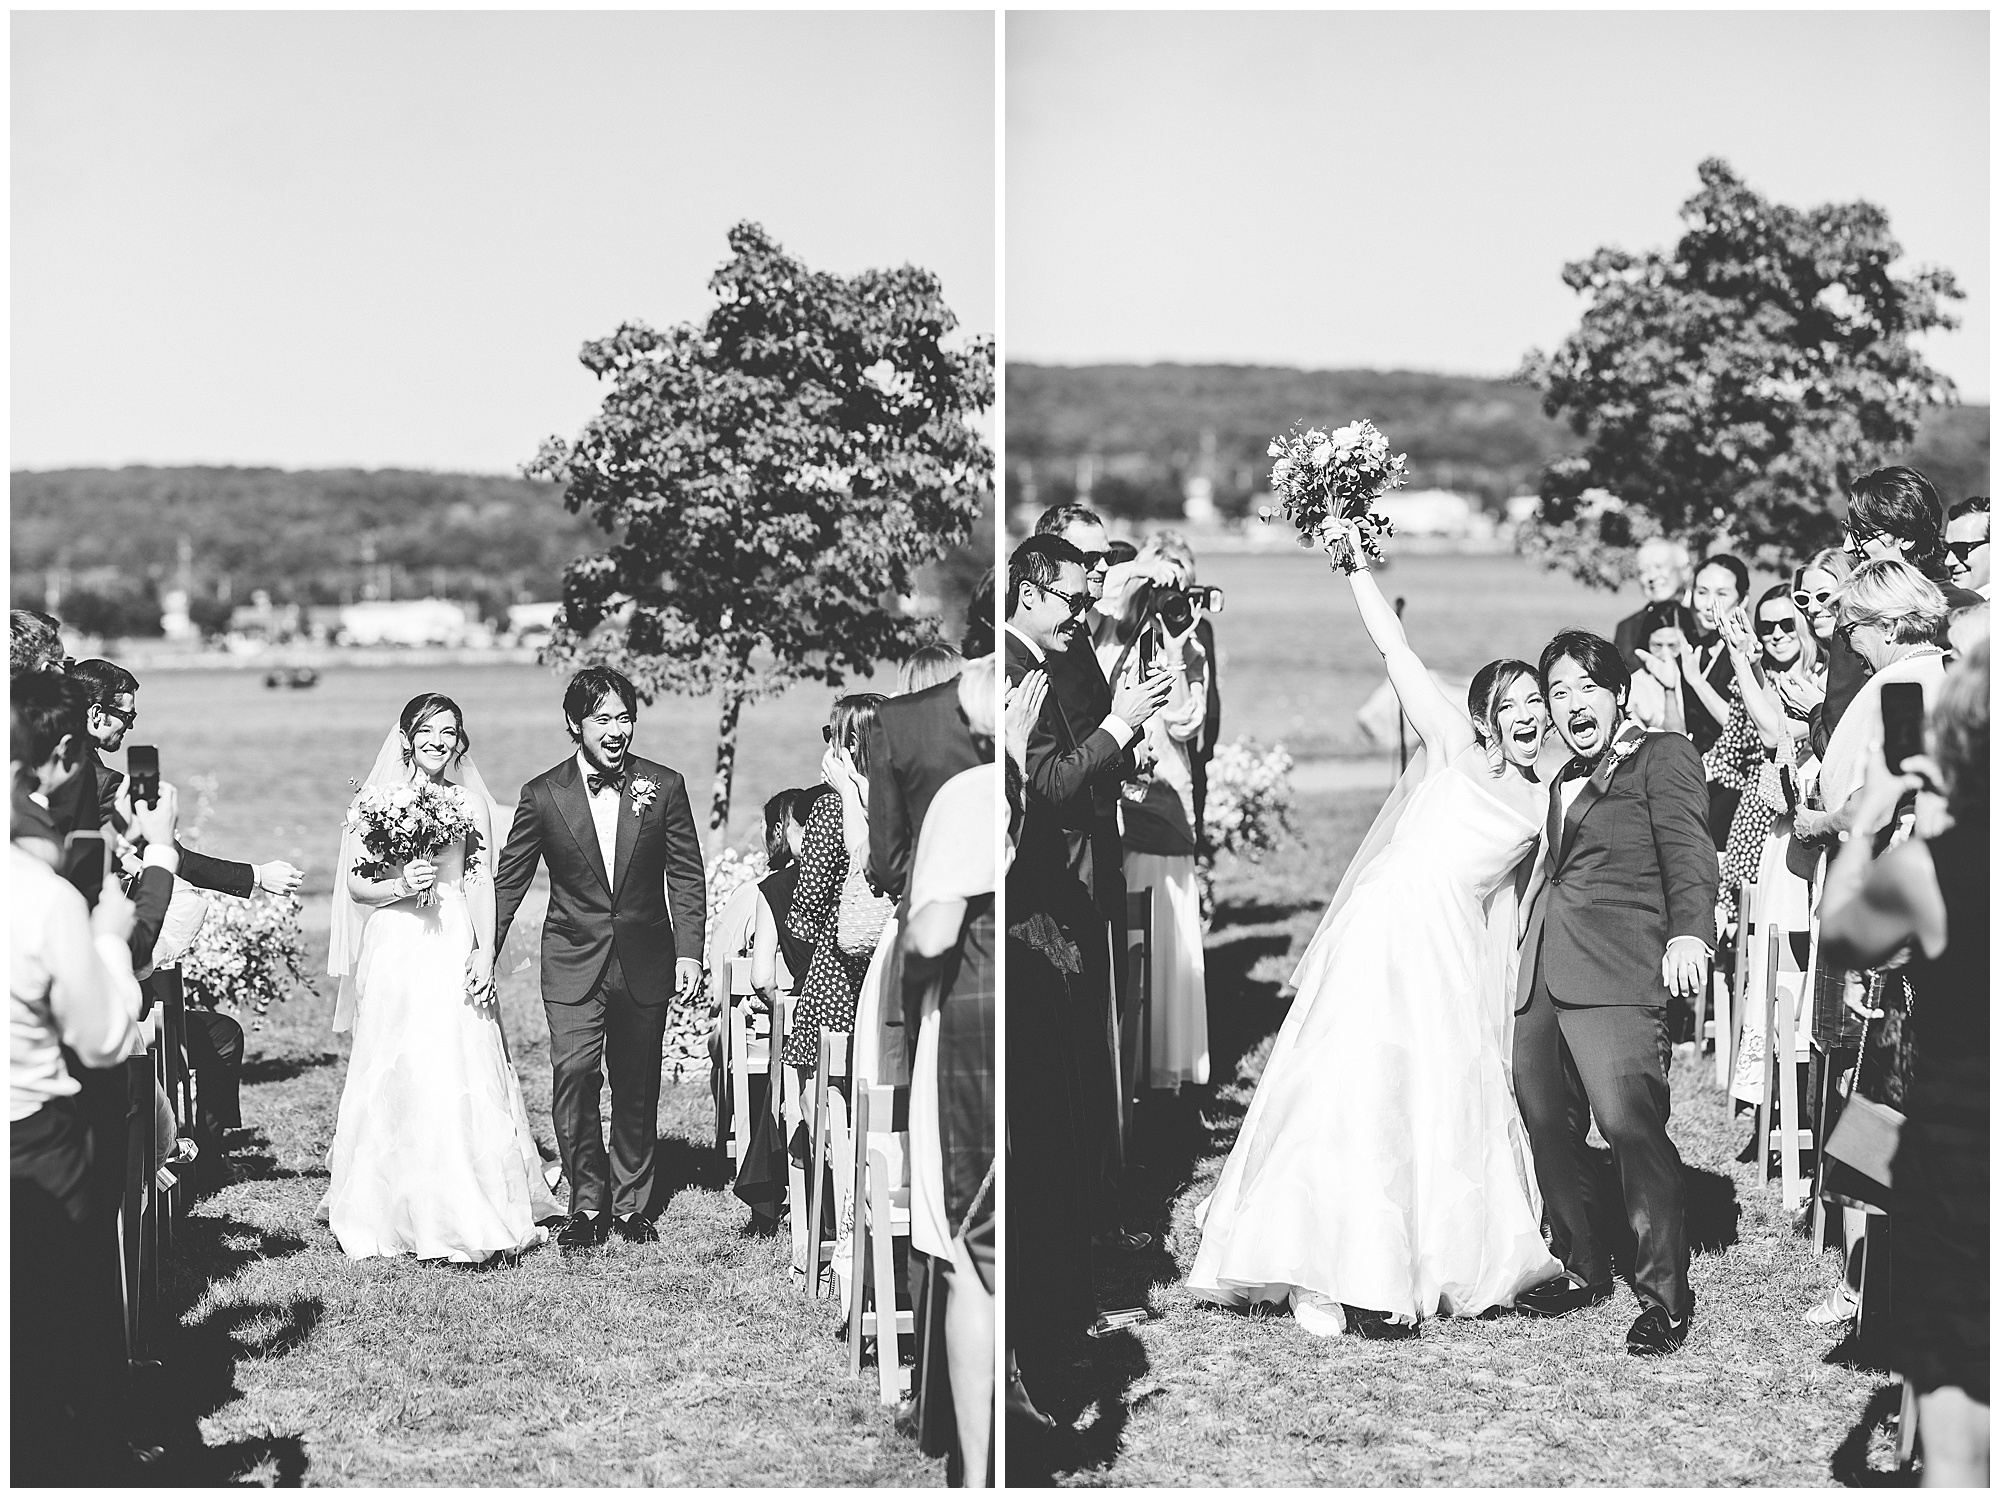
[1821,1004,1904,1191]
[835,861,892,957]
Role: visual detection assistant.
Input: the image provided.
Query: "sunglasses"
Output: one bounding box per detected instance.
[1075,551,1109,572]
[1945,539,1987,565]
[96,703,137,727]
[1834,619,1873,646]
[1036,581,1091,617]
[1754,617,1799,638]
[820,724,838,744]
[1791,589,1834,611]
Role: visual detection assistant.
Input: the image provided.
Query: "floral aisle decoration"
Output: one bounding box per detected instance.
[1197,737,1299,917]
[661,844,773,1077]
[176,775,308,1031]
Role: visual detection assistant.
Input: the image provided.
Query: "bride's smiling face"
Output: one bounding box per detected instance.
[1488,675,1548,768]
[407,710,461,779]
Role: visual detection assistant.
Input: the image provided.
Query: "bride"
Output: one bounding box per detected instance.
[320,692,561,1263]
[1187,520,1562,1337]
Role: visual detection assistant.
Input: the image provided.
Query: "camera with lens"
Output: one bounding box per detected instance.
[1153,584,1224,633]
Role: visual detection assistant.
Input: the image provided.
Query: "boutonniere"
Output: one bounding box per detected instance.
[1602,720,1649,776]
[629,776,658,814]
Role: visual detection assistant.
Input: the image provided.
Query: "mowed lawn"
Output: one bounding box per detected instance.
[151,903,940,1487]
[1011,789,1903,1484]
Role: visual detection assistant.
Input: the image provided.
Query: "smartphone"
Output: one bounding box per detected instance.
[1880,683,1926,773]
[64,829,110,908]
[126,744,161,809]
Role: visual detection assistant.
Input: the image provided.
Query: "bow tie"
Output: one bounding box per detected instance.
[1559,753,1602,784]
[586,770,625,798]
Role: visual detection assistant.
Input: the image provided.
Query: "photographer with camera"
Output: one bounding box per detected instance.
[1096,532,1215,1104]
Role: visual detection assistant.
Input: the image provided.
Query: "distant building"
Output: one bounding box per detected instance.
[1377,490,1495,540]
[506,601,561,646]
[338,598,479,647]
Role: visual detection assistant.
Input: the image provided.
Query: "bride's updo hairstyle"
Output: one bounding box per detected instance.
[1467,659,1537,747]
[399,692,470,763]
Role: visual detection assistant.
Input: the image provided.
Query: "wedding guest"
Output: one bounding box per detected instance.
[1943,496,1990,599]
[1096,533,1211,1094]
[1769,548,1853,727]
[58,659,303,903]
[11,608,66,679]
[1005,533,1168,1250]
[781,693,889,1077]
[1812,467,1984,758]
[904,660,999,1486]
[1796,561,1951,845]
[1628,601,1700,734]
[1671,553,1751,846]
[1613,537,1697,671]
[897,643,965,697]
[1819,638,1987,1488]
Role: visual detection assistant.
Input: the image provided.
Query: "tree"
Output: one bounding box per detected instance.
[1519,158,1963,587]
[526,223,994,839]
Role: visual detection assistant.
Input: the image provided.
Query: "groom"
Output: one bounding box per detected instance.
[493,667,707,1248]
[1512,630,1716,1355]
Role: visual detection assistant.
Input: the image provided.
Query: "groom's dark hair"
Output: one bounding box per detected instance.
[1538,630,1630,698]
[563,667,639,734]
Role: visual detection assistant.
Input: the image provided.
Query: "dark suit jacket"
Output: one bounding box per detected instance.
[1613,602,1701,675]
[1518,730,1718,1013]
[1005,628,1129,920]
[44,751,175,971]
[1679,638,1736,755]
[492,753,706,1008]
[865,677,984,902]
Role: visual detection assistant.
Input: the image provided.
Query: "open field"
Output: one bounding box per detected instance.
[148,903,938,1486]
[1011,792,1903,1487]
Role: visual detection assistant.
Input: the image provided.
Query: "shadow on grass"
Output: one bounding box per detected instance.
[1829,1383,1916,1487]
[642,1133,728,1219]
[206,1128,322,1194]
[237,1052,341,1088]
[140,1217,321,1485]
[1010,1325,1149,1487]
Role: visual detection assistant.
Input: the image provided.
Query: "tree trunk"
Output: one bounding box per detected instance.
[708,682,747,847]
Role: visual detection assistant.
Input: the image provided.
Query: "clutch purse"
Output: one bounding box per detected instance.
[834,863,892,957]
[1823,1092,1904,1190]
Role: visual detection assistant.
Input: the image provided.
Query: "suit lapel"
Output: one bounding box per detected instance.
[551,758,612,896]
[1556,721,1646,868]
[611,766,640,897]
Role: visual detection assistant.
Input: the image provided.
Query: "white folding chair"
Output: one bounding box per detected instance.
[846,1083,915,1404]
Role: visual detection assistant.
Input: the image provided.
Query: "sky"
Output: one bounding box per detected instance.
[1009,11,1989,401]
[12,11,994,473]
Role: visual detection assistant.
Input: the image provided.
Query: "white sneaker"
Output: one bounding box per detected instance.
[1804,1287,1859,1326]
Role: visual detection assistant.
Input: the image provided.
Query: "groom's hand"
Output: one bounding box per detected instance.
[1662,937,1710,1000]
[675,958,704,1002]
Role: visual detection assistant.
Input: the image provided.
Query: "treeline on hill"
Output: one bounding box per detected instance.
[1005,363,1991,523]
[9,465,993,643]
[10,467,599,635]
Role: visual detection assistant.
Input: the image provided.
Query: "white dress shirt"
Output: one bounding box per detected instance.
[1005,622,1135,750]
[577,751,621,890]
[11,845,144,1121]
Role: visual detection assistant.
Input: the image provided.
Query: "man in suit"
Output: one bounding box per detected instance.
[1655,556,1748,849]
[493,667,707,1248]
[1005,533,1168,1247]
[1612,538,1696,673]
[867,653,981,907]
[1512,631,1717,1356]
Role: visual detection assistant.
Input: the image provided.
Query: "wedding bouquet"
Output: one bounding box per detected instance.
[1261,419,1409,566]
[180,892,308,1031]
[344,781,476,906]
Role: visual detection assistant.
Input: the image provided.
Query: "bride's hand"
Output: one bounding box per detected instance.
[401,859,437,894]
[465,948,494,999]
[1316,517,1368,574]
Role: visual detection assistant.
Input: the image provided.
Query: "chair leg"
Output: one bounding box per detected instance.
[870,1149,900,1405]
[1712,968,1732,1088]
[809,1060,831,1299]
[848,1090,872,1376]
[1897,1375,1920,1471]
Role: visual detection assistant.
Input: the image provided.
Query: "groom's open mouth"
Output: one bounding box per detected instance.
[1566,713,1599,743]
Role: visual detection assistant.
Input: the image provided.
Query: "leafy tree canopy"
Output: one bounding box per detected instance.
[527,222,993,832]
[1519,158,1964,587]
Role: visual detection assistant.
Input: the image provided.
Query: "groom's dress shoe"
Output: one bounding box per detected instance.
[1626,1304,1691,1356]
[612,1214,658,1245]
[1514,1277,1615,1318]
[1342,1305,1417,1341]
[557,1212,609,1250]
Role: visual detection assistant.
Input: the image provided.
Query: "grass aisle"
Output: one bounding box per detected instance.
[154,912,940,1487]
[1016,793,1907,1488]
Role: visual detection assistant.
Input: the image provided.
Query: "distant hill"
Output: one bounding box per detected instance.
[1006,363,1990,522]
[10,467,597,617]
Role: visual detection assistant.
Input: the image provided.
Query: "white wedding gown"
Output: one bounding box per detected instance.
[319,835,560,1262]
[1188,760,1561,1332]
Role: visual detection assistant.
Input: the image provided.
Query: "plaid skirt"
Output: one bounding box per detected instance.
[938,896,996,1236]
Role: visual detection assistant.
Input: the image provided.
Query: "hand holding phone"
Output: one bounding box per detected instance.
[126,745,161,809]
[1880,682,1926,773]
[64,829,110,908]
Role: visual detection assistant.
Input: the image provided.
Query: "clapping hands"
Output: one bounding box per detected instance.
[1005,670,1048,767]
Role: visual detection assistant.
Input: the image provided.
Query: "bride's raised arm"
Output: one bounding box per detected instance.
[1324,519,1473,762]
